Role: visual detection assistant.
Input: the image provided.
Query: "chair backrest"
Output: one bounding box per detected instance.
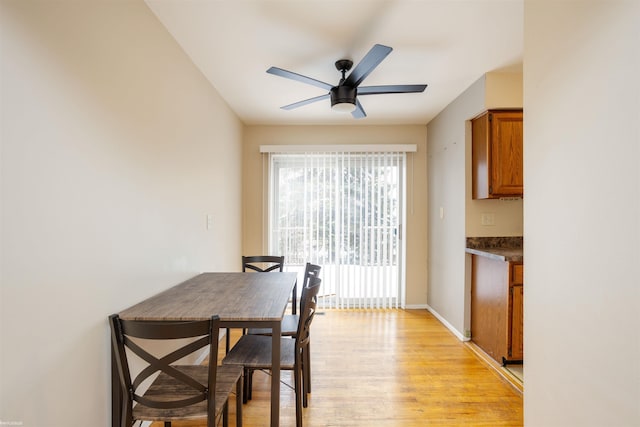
[109,314,220,427]
[299,263,322,312]
[242,255,285,273]
[296,277,322,348]
[302,262,322,288]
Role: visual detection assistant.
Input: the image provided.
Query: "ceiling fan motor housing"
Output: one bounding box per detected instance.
[330,85,357,107]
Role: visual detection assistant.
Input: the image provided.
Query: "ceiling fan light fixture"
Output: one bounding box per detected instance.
[330,86,356,113]
[332,101,357,113]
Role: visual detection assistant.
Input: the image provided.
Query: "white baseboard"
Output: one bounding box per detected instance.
[404,304,429,309]
[425,304,470,342]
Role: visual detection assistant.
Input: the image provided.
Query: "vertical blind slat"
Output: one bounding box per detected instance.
[269,151,403,309]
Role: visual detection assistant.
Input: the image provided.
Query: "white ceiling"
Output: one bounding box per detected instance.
[145,0,523,126]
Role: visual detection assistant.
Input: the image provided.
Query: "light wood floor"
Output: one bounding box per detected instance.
[153,309,523,427]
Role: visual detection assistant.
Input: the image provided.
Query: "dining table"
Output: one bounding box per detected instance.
[112,271,298,427]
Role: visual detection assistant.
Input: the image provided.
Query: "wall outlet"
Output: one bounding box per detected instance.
[481,212,495,226]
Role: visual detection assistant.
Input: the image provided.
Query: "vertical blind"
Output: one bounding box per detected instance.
[267,150,407,309]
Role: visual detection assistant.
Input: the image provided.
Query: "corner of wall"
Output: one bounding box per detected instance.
[426,304,470,341]
[484,70,524,109]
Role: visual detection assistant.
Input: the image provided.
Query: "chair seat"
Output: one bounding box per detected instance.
[132,364,243,421]
[247,314,299,337]
[223,335,296,370]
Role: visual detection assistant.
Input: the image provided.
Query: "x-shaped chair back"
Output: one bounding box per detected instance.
[109,314,219,425]
[242,255,285,273]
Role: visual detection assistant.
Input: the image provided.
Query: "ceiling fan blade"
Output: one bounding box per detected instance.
[358,84,427,95]
[344,44,393,88]
[267,67,333,91]
[281,94,330,110]
[351,99,367,119]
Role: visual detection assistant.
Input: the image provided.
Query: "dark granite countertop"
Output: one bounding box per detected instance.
[465,236,523,263]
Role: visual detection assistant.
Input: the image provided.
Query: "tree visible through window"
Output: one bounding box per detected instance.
[269,151,404,309]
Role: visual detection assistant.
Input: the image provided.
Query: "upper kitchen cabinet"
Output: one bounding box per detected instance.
[472,109,523,199]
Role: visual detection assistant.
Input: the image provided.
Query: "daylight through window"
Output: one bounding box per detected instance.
[268,150,406,309]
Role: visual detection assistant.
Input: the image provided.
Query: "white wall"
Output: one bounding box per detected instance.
[524,1,639,425]
[0,1,243,425]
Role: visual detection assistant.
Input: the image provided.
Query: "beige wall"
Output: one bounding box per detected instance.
[243,125,429,307]
[427,76,484,337]
[524,0,639,425]
[0,1,243,424]
[466,72,524,237]
[427,72,523,338]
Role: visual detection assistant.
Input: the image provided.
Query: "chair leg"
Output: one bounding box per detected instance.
[300,342,311,407]
[294,360,303,427]
[302,359,309,409]
[247,370,252,401]
[300,347,307,408]
[248,369,255,401]
[242,368,250,404]
[304,341,311,395]
[222,401,229,427]
[236,374,243,427]
[226,328,231,353]
[164,422,171,427]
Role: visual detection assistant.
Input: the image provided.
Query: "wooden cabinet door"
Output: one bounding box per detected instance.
[509,284,524,360]
[472,257,524,364]
[470,255,509,362]
[471,109,523,199]
[471,112,490,199]
[490,111,523,196]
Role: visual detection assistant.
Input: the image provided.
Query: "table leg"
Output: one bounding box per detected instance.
[271,320,281,427]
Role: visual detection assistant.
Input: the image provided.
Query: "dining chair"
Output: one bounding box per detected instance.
[222,277,322,427]
[109,314,243,427]
[248,262,321,337]
[241,255,285,273]
[225,255,286,353]
[246,262,322,395]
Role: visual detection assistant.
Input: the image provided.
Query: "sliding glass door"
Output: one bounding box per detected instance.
[269,151,405,309]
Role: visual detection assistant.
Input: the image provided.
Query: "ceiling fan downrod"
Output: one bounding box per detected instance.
[335,59,353,85]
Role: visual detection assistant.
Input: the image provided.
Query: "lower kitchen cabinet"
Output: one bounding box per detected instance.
[470,255,524,364]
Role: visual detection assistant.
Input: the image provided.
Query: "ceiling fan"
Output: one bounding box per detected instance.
[267,44,427,119]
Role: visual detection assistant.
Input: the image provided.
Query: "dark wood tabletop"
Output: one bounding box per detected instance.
[119,272,298,322]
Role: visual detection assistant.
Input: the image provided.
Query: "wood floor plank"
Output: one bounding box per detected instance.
[151,309,522,427]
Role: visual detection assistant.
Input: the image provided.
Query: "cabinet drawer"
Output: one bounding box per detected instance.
[512,264,524,285]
